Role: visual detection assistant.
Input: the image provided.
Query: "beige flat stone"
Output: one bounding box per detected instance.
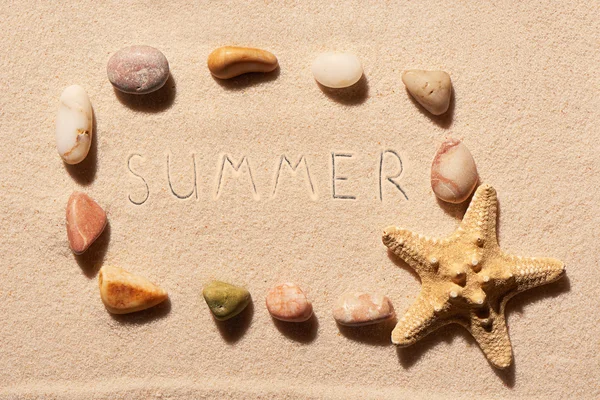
[333,292,394,326]
[98,265,168,314]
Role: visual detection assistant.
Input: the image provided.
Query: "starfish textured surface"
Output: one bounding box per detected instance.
[382,184,566,369]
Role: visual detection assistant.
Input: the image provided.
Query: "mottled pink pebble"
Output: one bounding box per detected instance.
[333,292,395,326]
[266,283,313,322]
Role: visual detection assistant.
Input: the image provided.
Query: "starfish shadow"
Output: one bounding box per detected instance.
[508,274,570,314]
[493,361,516,387]
[387,249,420,282]
[395,323,475,367]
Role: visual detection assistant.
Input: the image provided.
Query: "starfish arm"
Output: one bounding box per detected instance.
[391,292,450,346]
[468,307,513,369]
[505,254,566,294]
[456,184,499,247]
[382,226,440,276]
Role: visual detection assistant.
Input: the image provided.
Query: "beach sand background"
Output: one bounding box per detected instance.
[1,1,599,398]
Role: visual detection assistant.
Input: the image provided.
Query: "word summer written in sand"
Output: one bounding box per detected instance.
[126,150,409,205]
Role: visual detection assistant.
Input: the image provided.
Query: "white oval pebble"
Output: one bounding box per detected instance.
[56,85,93,164]
[431,138,478,203]
[333,292,395,326]
[311,52,363,89]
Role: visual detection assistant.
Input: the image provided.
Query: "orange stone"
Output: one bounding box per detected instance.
[99,265,168,314]
[66,192,107,254]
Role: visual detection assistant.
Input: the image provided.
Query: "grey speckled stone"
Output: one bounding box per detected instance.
[107,45,169,94]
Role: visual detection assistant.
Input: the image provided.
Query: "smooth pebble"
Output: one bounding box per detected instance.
[266,283,313,322]
[311,52,363,89]
[402,70,452,115]
[66,192,107,255]
[431,138,479,203]
[207,46,278,79]
[333,292,395,326]
[56,85,93,164]
[99,265,168,314]
[203,281,251,321]
[107,45,169,94]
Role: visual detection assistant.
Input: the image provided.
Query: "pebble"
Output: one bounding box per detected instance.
[98,265,168,314]
[333,292,395,326]
[66,192,107,254]
[56,85,93,164]
[266,283,313,322]
[402,70,452,115]
[207,46,278,79]
[107,45,169,94]
[203,281,251,321]
[431,138,479,203]
[311,52,363,89]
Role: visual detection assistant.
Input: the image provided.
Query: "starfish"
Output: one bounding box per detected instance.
[382,184,565,369]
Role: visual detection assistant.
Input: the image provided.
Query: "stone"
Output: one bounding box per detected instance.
[98,265,168,314]
[266,283,313,322]
[382,184,566,369]
[431,138,479,203]
[207,46,278,79]
[56,85,93,164]
[333,292,395,326]
[402,70,452,115]
[107,45,169,94]
[66,192,107,255]
[311,52,363,89]
[203,281,251,321]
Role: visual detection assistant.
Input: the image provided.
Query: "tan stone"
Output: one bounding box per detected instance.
[382,184,566,369]
[207,46,278,79]
[402,70,452,115]
[66,192,107,255]
[98,265,168,314]
[333,292,394,326]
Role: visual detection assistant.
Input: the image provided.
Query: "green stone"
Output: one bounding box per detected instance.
[202,281,251,321]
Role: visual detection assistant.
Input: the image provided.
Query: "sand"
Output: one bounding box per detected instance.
[1,1,598,398]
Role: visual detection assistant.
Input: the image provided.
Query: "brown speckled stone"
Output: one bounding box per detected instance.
[107,45,169,94]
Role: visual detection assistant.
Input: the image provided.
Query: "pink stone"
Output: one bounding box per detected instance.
[266,283,313,322]
[333,292,395,326]
[66,192,107,255]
